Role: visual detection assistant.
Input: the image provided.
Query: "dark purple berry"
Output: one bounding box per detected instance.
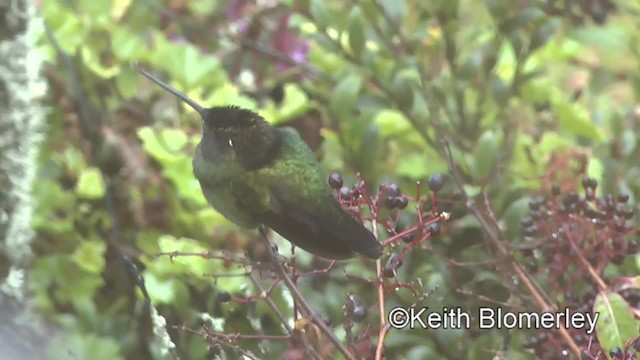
[628,240,639,253]
[564,291,578,304]
[383,255,402,277]
[328,172,343,189]
[609,347,623,359]
[521,215,534,228]
[351,306,367,322]
[520,248,534,257]
[339,187,352,201]
[346,294,364,312]
[427,223,441,236]
[529,198,542,211]
[386,183,401,197]
[524,225,537,237]
[551,184,561,196]
[611,254,625,265]
[428,173,444,192]
[617,193,629,203]
[218,291,231,303]
[530,210,542,220]
[382,266,395,278]
[385,196,397,209]
[563,192,580,207]
[633,337,640,351]
[401,234,413,243]
[584,206,598,218]
[524,258,538,272]
[581,177,597,190]
[395,196,408,209]
[580,350,591,360]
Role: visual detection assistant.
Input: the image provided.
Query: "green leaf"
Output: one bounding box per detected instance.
[75,167,106,199]
[329,74,362,119]
[553,99,603,141]
[187,0,218,15]
[471,130,501,181]
[112,28,147,61]
[72,240,106,274]
[155,39,223,88]
[502,197,531,240]
[152,235,222,277]
[348,7,366,57]
[396,154,429,180]
[464,184,482,197]
[570,26,629,55]
[137,127,189,163]
[310,0,330,28]
[115,67,141,98]
[620,129,637,157]
[144,272,179,304]
[42,3,88,54]
[468,335,504,360]
[271,84,313,124]
[182,46,221,88]
[47,333,123,360]
[61,146,87,176]
[378,0,406,25]
[530,19,559,51]
[77,0,113,19]
[373,109,412,137]
[111,0,133,18]
[586,158,604,186]
[594,291,639,353]
[81,46,121,79]
[357,124,380,177]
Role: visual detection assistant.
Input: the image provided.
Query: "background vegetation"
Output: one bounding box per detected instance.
[13,0,640,358]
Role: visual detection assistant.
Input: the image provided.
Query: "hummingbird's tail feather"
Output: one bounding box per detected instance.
[260,194,384,260]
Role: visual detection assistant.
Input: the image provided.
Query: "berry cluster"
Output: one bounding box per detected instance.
[581,336,640,360]
[329,173,448,274]
[523,290,605,358]
[519,177,636,293]
[519,177,639,358]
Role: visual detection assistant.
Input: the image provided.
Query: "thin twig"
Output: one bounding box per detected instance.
[258,227,356,360]
[249,272,294,333]
[372,218,387,360]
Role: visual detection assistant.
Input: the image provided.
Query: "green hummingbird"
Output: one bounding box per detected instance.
[140,70,383,260]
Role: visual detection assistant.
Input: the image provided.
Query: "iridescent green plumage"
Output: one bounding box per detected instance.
[141,70,383,260]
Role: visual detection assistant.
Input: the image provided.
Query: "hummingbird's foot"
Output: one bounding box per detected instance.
[258,225,270,242]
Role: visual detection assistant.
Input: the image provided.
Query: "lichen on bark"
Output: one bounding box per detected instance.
[0,0,48,358]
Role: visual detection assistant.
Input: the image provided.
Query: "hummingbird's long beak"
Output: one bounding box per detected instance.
[139,68,206,117]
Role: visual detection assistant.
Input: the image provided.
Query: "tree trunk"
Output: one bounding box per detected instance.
[0,0,47,358]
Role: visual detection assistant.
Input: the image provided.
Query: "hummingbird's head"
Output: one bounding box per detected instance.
[202,106,282,170]
[140,69,282,170]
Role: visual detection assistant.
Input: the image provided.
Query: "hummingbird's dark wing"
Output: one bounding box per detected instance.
[258,186,384,260]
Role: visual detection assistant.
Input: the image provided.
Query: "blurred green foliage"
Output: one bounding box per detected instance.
[34,0,640,359]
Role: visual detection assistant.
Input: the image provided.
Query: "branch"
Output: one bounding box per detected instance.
[258,226,356,360]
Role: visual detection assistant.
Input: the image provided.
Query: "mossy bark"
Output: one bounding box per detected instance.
[0,0,47,358]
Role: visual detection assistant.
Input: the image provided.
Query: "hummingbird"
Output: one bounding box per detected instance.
[140,70,383,260]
